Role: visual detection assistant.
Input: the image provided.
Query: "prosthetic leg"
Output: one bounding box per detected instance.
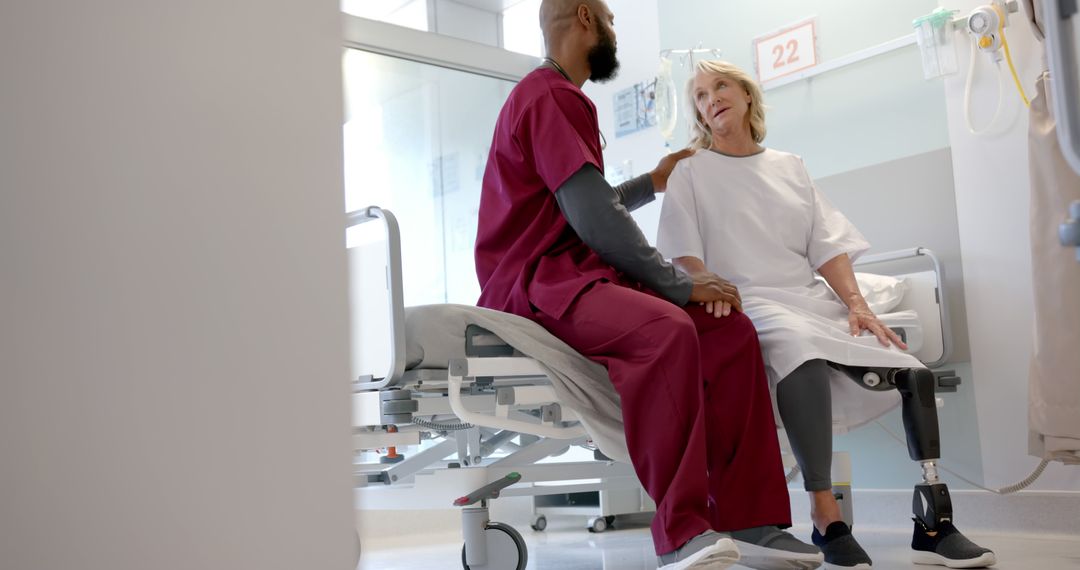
[844,365,996,568]
[893,368,952,531]
[846,366,951,530]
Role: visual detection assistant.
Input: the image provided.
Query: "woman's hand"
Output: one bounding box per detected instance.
[688,272,742,317]
[675,256,740,318]
[848,301,908,349]
[817,253,906,349]
[703,299,734,318]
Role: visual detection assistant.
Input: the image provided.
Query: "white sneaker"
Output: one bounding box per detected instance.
[657,531,741,570]
[732,525,824,569]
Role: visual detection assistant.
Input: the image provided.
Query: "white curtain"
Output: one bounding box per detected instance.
[1027,52,1080,463]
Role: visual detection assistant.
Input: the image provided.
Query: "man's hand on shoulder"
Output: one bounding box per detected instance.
[650,148,695,192]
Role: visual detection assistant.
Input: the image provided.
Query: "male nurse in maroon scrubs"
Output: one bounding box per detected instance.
[474,2,821,569]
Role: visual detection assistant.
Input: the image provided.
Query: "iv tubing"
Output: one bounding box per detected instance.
[964,39,1005,135]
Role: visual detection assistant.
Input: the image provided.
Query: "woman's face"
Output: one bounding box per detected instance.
[692,71,752,139]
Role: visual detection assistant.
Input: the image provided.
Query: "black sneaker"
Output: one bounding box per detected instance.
[911,520,996,568]
[811,521,872,569]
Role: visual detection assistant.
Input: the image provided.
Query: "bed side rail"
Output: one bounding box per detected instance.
[853,247,953,368]
[347,206,407,391]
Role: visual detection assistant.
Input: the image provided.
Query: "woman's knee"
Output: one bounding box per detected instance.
[716,311,761,348]
[776,360,832,408]
[729,311,757,335]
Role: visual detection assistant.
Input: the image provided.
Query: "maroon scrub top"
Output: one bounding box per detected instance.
[475,68,622,320]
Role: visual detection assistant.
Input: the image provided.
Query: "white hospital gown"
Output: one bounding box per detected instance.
[657,149,920,430]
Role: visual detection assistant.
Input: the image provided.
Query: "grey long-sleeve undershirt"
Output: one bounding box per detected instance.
[554,164,693,306]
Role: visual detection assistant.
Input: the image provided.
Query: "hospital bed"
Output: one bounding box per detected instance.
[350,206,957,570]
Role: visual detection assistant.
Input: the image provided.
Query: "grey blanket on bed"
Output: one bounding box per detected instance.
[403,304,630,464]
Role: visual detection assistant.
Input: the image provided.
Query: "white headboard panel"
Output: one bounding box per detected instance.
[892,269,944,365]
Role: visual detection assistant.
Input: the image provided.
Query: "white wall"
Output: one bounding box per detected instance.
[434,0,501,46]
[0,2,357,569]
[584,0,670,239]
[656,0,949,180]
[940,0,1080,491]
[341,0,429,30]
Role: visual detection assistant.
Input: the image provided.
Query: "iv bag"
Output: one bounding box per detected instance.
[655,57,678,142]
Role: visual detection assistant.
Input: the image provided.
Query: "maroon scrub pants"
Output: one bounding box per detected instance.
[535,281,791,555]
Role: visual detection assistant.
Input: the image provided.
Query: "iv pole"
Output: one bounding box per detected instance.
[659,47,724,68]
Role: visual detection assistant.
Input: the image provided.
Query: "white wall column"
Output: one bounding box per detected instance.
[0,1,357,568]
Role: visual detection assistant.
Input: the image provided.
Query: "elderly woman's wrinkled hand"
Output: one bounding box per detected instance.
[848,303,908,350]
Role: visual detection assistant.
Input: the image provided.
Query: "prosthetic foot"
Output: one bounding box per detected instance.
[893,369,996,568]
[845,366,996,567]
[911,518,997,568]
[908,462,996,568]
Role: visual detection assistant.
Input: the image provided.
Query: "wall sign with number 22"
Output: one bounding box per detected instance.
[753,18,818,84]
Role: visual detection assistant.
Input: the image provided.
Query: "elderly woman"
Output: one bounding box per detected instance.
[656,60,996,570]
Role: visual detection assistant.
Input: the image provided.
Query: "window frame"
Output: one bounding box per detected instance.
[342,14,539,83]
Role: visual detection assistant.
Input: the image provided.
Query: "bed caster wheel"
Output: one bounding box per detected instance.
[587,515,614,533]
[530,515,547,531]
[461,522,527,570]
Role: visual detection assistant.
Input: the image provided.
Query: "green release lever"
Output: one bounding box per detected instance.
[453,472,522,507]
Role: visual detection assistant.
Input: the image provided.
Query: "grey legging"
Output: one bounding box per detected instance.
[778,360,935,491]
[776,359,894,492]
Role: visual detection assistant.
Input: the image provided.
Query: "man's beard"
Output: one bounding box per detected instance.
[587,22,619,83]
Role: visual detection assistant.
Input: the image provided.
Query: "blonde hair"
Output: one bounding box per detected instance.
[686,60,767,150]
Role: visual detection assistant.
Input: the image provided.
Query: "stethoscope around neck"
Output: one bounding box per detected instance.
[542,57,608,150]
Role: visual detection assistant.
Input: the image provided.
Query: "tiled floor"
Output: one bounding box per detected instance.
[359,518,1080,570]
